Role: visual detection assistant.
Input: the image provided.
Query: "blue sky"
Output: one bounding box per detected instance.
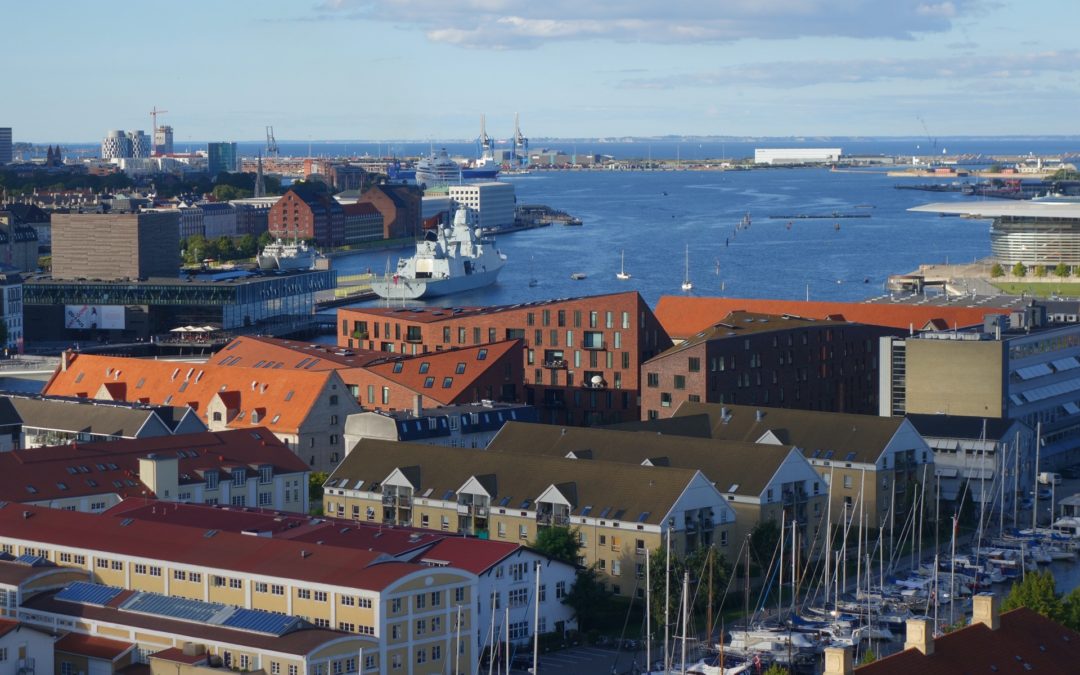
[6,0,1080,142]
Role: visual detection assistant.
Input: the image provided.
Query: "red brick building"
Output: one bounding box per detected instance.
[356,184,423,239]
[267,184,344,247]
[338,292,673,425]
[640,311,897,420]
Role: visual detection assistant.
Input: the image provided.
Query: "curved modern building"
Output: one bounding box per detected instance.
[911,201,1080,266]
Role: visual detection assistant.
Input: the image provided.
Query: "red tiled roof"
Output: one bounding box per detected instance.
[150,647,208,665]
[363,340,521,406]
[55,633,133,660]
[858,608,1080,675]
[44,354,346,435]
[0,618,19,639]
[0,428,306,504]
[215,336,521,407]
[654,296,1008,339]
[104,501,445,557]
[412,538,522,575]
[0,504,430,592]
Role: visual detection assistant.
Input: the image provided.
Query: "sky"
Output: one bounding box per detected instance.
[6,0,1080,142]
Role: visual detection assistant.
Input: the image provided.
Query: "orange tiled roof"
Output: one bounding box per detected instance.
[213,336,521,407]
[43,353,340,435]
[363,340,521,406]
[655,296,1008,339]
[55,633,133,660]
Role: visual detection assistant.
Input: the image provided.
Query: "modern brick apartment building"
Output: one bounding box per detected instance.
[641,311,896,420]
[338,292,673,425]
[268,184,345,247]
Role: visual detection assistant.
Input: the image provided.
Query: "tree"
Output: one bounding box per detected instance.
[1012,262,1027,278]
[561,565,609,633]
[647,544,730,630]
[1055,263,1070,278]
[236,234,258,258]
[1034,264,1047,278]
[990,263,1004,278]
[1061,587,1080,631]
[859,648,877,665]
[750,520,781,572]
[1001,569,1062,621]
[531,527,582,566]
[762,664,789,675]
[309,471,329,512]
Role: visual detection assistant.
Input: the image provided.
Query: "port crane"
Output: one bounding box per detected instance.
[266,126,279,157]
[513,112,529,166]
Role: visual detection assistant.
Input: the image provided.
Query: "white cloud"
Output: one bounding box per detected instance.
[621,50,1080,89]
[315,0,984,48]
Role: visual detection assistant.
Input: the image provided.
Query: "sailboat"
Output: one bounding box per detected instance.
[681,246,693,291]
[617,249,631,280]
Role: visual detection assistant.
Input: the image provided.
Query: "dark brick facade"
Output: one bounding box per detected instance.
[356,184,422,239]
[641,312,897,420]
[268,185,344,247]
[338,292,673,425]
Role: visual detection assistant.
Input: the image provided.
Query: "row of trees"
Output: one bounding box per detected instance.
[0,169,134,195]
[181,231,276,265]
[1000,569,1080,631]
[991,262,1077,278]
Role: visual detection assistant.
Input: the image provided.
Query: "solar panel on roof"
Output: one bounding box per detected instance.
[498,496,512,507]
[581,506,592,516]
[845,451,857,462]
[599,507,612,519]
[221,608,304,636]
[823,450,834,460]
[637,512,651,523]
[14,554,49,567]
[121,591,228,624]
[56,582,124,607]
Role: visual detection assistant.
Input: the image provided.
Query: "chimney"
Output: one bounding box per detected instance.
[904,617,934,656]
[61,349,71,371]
[823,646,853,675]
[413,394,423,418]
[972,593,1000,631]
[755,409,764,422]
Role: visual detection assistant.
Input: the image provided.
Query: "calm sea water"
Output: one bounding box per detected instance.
[331,168,988,308]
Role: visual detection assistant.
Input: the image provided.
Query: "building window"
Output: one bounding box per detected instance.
[660,392,672,407]
[647,373,659,387]
[673,375,685,390]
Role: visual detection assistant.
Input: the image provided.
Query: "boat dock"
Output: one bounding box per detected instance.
[315,273,376,310]
[767,212,871,220]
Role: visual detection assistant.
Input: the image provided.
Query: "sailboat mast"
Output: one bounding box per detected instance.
[681,571,689,675]
[533,562,540,675]
[1033,422,1042,530]
[707,546,714,649]
[664,528,671,673]
[779,511,785,619]
[645,546,652,671]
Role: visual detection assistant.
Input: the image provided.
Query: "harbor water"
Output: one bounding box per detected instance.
[331,167,988,309]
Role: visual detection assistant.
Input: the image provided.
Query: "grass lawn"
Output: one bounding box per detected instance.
[992,281,1080,297]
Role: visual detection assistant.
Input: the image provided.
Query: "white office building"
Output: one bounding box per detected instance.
[101,130,132,160]
[754,148,843,165]
[448,182,516,232]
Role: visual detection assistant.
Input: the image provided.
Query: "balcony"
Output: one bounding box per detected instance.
[536,512,570,527]
[382,493,411,507]
[582,341,607,351]
[582,379,607,390]
[404,334,424,343]
[543,359,568,369]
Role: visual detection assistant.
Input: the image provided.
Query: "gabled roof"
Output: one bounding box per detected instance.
[5,393,195,438]
[654,296,1004,339]
[214,336,521,406]
[488,422,810,499]
[43,353,345,435]
[0,503,425,592]
[668,402,907,465]
[328,438,712,526]
[857,608,1080,675]
[0,397,19,427]
[0,428,306,504]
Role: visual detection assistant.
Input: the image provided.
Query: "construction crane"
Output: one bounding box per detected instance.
[266,126,279,157]
[150,106,168,132]
[916,116,937,152]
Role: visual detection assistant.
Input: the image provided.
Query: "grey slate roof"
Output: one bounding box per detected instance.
[654,402,905,465]
[327,438,708,525]
[4,394,181,438]
[487,421,802,498]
